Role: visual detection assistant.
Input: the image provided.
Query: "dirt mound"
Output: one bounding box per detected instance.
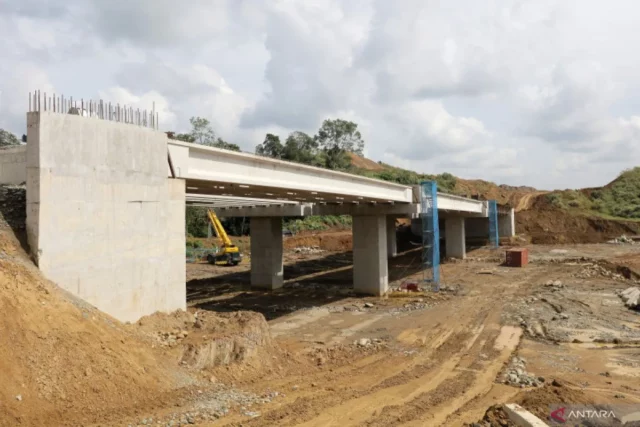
[136,310,274,370]
[0,231,189,426]
[471,380,598,426]
[284,231,352,252]
[348,152,385,171]
[516,209,640,244]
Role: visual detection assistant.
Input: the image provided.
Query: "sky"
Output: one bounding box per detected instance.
[1,0,640,190]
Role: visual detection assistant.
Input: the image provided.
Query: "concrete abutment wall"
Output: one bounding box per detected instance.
[26,112,186,322]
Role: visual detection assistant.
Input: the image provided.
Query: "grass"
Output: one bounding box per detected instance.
[542,167,640,220]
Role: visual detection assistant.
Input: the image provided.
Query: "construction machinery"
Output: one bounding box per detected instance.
[206,209,242,266]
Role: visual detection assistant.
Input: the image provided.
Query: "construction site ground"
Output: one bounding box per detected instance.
[3,222,640,426]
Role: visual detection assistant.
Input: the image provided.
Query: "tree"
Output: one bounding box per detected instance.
[0,129,21,147]
[255,133,284,158]
[213,137,241,152]
[171,117,240,151]
[315,119,364,156]
[189,117,216,146]
[283,131,319,165]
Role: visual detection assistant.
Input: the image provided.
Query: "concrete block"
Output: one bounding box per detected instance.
[352,215,388,295]
[504,403,549,427]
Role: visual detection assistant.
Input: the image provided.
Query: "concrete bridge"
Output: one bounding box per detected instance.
[0,111,514,321]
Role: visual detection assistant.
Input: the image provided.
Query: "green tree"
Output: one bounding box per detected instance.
[213,137,241,152]
[255,133,284,158]
[189,117,216,146]
[173,117,240,151]
[283,131,320,165]
[0,129,20,147]
[315,119,365,156]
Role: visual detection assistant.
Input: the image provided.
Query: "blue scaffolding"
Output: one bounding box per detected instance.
[488,200,499,248]
[421,181,440,289]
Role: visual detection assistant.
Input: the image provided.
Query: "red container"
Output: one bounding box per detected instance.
[505,248,528,267]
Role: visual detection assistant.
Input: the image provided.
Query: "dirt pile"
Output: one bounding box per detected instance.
[135,309,275,370]
[284,231,352,252]
[516,208,640,244]
[471,380,598,426]
[0,231,190,426]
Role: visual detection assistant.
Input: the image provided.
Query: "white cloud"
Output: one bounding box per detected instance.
[2,0,640,189]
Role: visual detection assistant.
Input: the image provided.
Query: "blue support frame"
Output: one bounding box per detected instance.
[421,181,440,290]
[488,200,499,248]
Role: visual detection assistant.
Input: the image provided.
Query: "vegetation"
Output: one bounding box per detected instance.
[172,117,241,151]
[255,118,363,172]
[0,129,21,147]
[285,215,351,234]
[538,167,640,219]
[356,163,458,192]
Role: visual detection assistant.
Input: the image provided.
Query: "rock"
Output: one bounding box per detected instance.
[209,375,217,383]
[292,385,299,391]
[538,376,545,382]
[15,395,22,402]
[560,313,569,320]
[364,303,374,308]
[615,394,625,399]
[357,338,372,347]
[553,280,562,286]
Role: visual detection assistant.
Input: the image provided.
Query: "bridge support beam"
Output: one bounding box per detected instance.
[353,215,388,295]
[250,217,283,290]
[445,217,466,259]
[386,216,398,258]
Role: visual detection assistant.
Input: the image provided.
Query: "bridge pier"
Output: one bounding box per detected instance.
[250,217,284,290]
[352,215,389,295]
[445,217,466,259]
[386,215,398,258]
[498,208,515,237]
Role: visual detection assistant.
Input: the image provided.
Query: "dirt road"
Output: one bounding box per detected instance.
[178,243,640,426]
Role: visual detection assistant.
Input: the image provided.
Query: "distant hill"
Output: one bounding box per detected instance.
[348,154,640,243]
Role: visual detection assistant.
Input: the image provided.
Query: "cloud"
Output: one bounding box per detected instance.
[2,0,640,189]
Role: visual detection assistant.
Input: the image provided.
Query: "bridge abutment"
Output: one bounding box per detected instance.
[386,215,398,258]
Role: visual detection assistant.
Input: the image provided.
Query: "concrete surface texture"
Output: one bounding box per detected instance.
[250,217,284,290]
[26,111,186,322]
[445,216,466,259]
[352,215,388,295]
[0,145,26,184]
[386,215,398,258]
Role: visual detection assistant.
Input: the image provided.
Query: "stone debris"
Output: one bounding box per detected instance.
[293,246,325,254]
[619,287,640,308]
[574,263,626,280]
[353,337,385,348]
[544,280,565,290]
[499,356,544,388]
[154,329,190,347]
[608,235,635,245]
[15,395,22,402]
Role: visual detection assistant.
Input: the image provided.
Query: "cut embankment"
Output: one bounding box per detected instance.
[0,231,191,426]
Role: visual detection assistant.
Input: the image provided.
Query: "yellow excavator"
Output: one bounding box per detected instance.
[206,209,242,266]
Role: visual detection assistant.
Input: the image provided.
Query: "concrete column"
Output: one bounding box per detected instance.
[498,208,515,237]
[352,215,388,295]
[445,216,466,259]
[250,217,283,290]
[386,216,398,258]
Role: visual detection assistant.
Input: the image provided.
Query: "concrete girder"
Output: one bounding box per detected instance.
[168,140,413,203]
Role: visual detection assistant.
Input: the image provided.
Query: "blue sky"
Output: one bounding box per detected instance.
[2,0,640,190]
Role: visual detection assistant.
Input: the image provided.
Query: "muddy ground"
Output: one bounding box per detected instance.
[174,241,640,426]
